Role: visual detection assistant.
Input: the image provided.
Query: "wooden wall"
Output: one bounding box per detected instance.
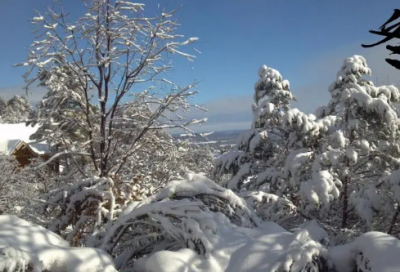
[12,144,57,172]
[13,144,36,167]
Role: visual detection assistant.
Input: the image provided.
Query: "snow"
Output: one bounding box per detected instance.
[330,231,400,272]
[143,248,203,272]
[32,16,44,22]
[227,162,251,190]
[284,149,312,186]
[214,150,246,177]
[0,123,37,154]
[0,123,49,155]
[346,147,358,163]
[300,170,340,210]
[384,169,400,203]
[330,130,348,148]
[335,55,371,85]
[210,54,400,271]
[0,139,21,155]
[249,131,267,153]
[236,129,257,150]
[254,167,281,190]
[144,173,259,228]
[135,213,400,272]
[241,191,297,224]
[7,33,400,272]
[292,220,329,245]
[180,133,194,137]
[350,88,398,125]
[197,140,218,145]
[137,213,327,272]
[29,141,50,155]
[0,215,116,272]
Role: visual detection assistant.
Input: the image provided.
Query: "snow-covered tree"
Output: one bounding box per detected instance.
[0,95,32,123]
[0,155,22,214]
[212,64,334,198]
[17,0,204,179]
[96,174,257,269]
[279,56,400,236]
[27,65,100,176]
[7,95,32,121]
[252,65,294,129]
[12,0,217,254]
[0,155,54,217]
[213,65,296,191]
[0,97,7,118]
[214,55,400,239]
[175,139,214,176]
[301,56,400,231]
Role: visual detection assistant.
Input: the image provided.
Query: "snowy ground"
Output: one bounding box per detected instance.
[135,220,400,272]
[3,175,400,272]
[0,215,116,272]
[127,174,400,272]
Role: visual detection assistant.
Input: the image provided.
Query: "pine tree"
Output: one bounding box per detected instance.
[214,64,296,192]
[0,95,32,123]
[288,56,400,233]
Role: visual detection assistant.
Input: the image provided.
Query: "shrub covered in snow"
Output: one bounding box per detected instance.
[129,210,400,272]
[95,174,259,269]
[39,176,138,246]
[133,216,333,272]
[0,155,53,217]
[330,231,400,272]
[240,190,301,229]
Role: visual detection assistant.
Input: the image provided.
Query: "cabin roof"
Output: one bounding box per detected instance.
[0,123,49,155]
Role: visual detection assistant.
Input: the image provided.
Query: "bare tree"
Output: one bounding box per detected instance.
[17,0,205,178]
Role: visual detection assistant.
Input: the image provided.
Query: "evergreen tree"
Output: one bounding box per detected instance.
[285,56,400,233]
[214,65,296,191]
[0,95,32,123]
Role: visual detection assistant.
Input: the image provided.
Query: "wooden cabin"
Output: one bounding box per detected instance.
[0,123,54,169]
[10,140,50,167]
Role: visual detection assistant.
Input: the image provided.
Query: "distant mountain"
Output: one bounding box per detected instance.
[172,129,246,144]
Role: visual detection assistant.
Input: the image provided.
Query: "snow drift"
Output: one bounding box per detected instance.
[0,215,116,272]
[97,174,331,271]
[133,214,330,272]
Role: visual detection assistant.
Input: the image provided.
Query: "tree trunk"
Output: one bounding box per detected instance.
[342,158,350,229]
[389,205,400,234]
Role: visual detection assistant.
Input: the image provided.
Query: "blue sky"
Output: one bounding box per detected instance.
[1,0,400,131]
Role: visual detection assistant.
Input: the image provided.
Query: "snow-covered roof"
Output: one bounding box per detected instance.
[0,123,49,155]
[29,141,50,155]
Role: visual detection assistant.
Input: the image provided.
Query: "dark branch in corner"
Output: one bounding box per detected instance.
[361,9,400,70]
